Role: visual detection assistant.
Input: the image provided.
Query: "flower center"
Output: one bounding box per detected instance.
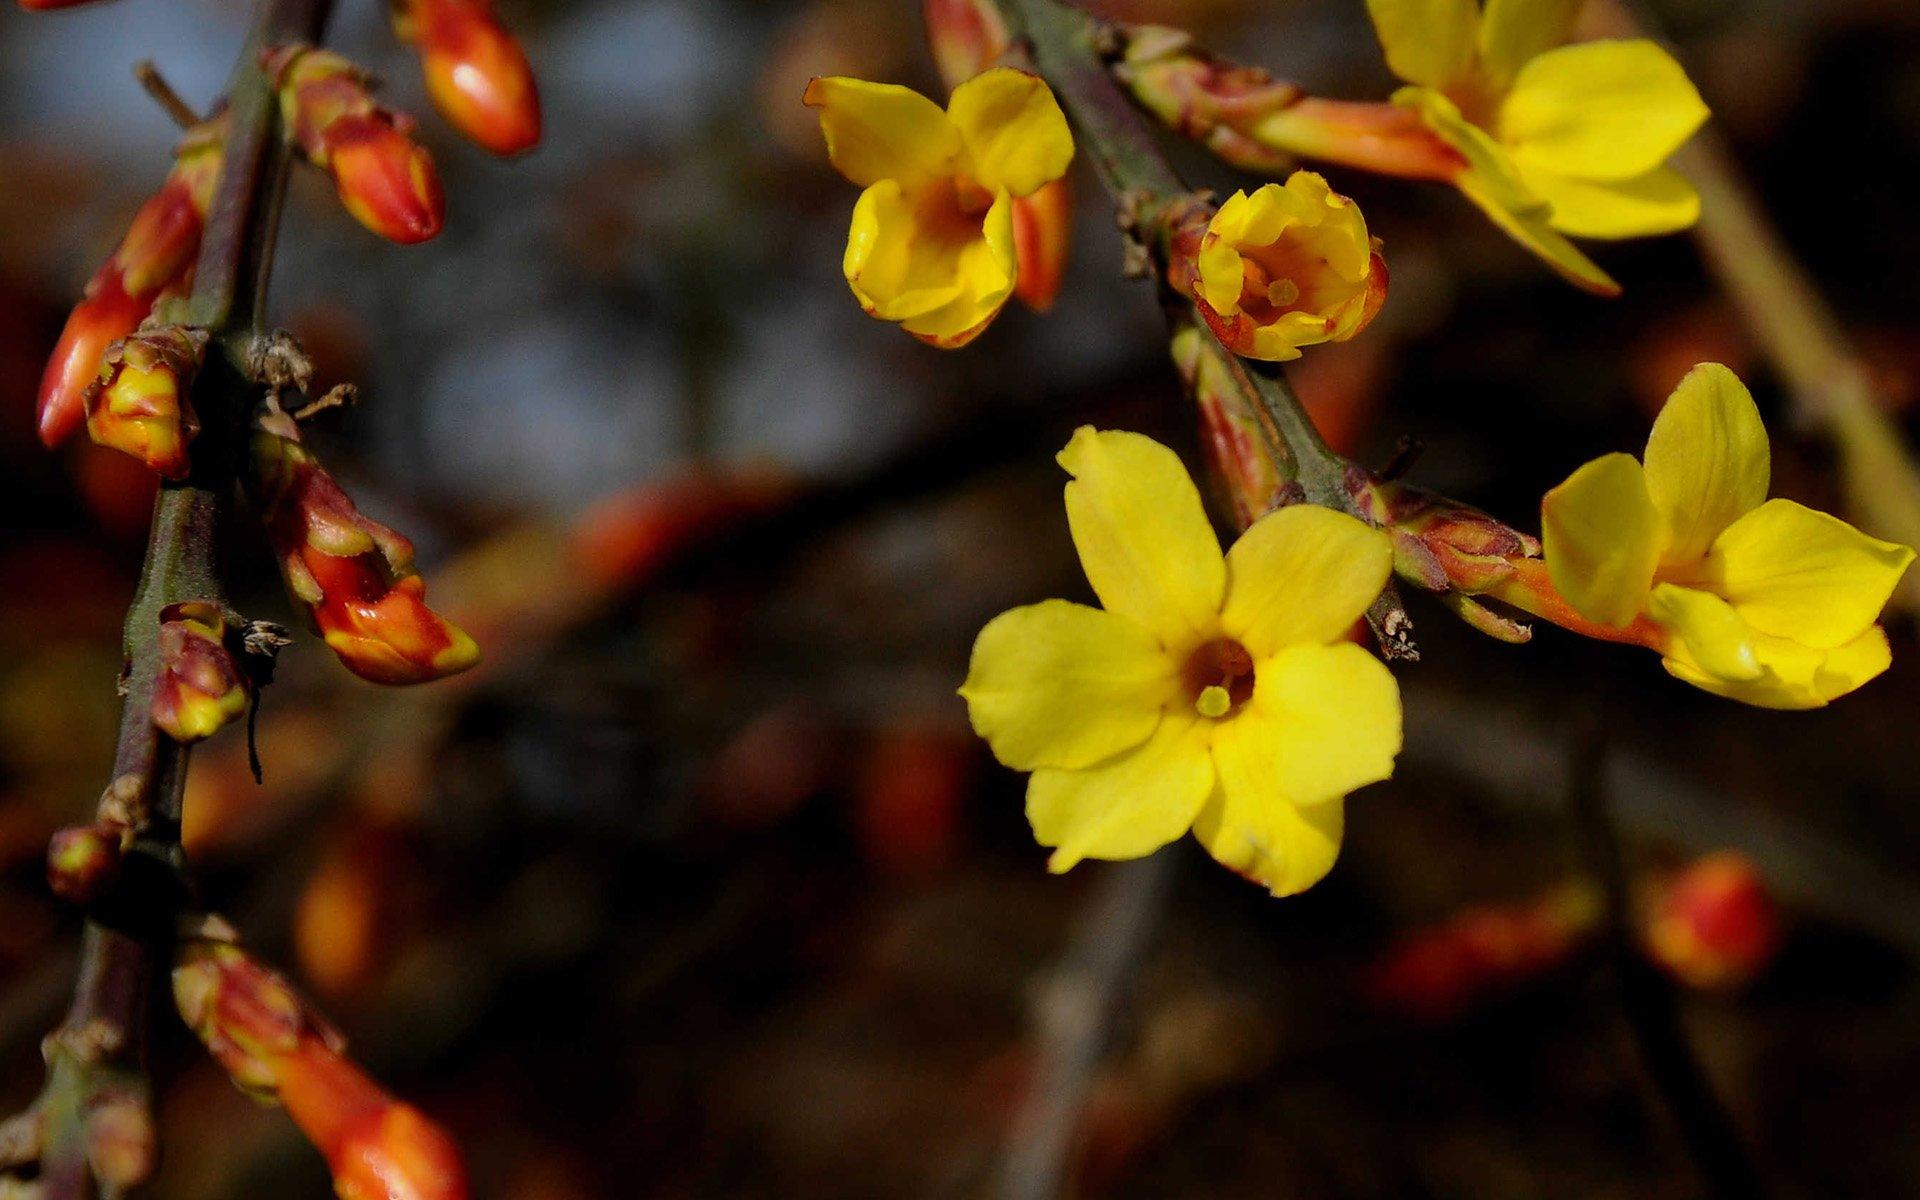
[952,176,995,218]
[1183,638,1255,719]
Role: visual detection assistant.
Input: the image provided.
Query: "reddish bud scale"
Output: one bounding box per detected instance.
[37,126,223,448]
[83,325,208,480]
[393,0,541,156]
[271,47,446,244]
[1168,323,1285,528]
[46,823,123,903]
[152,600,252,743]
[16,0,113,7]
[251,411,480,685]
[1644,854,1780,990]
[174,939,316,1095]
[923,0,1011,90]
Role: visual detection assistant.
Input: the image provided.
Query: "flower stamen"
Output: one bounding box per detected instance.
[1184,637,1255,718]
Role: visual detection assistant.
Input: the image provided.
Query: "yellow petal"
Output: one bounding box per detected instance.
[900,187,1018,343]
[1647,583,1761,683]
[1027,714,1213,871]
[1211,642,1401,810]
[844,180,968,321]
[1703,499,1915,649]
[1542,451,1661,627]
[946,67,1074,198]
[1477,0,1583,92]
[1499,40,1709,182]
[1192,787,1345,899]
[1395,86,1620,296]
[1218,505,1393,657]
[1519,163,1702,239]
[1663,625,1892,710]
[1365,0,1477,89]
[1642,362,1770,563]
[1058,427,1227,650]
[961,599,1178,772]
[804,76,960,189]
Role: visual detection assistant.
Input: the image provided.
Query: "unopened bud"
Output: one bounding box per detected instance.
[251,408,480,685]
[152,601,252,743]
[1643,853,1780,991]
[270,47,445,244]
[923,0,1011,90]
[37,124,223,448]
[83,326,208,480]
[394,0,541,156]
[1011,178,1072,313]
[173,939,313,1096]
[1349,472,1540,643]
[85,1090,157,1192]
[46,824,123,903]
[279,1039,471,1200]
[1169,322,1284,528]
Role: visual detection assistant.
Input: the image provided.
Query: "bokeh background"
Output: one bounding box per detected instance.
[4,0,1920,1196]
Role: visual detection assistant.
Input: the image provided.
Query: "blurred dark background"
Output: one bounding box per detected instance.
[5,0,1920,1196]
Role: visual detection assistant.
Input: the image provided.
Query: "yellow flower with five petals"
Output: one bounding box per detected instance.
[959,428,1402,897]
[804,68,1073,348]
[1531,363,1913,708]
[1367,0,1709,295]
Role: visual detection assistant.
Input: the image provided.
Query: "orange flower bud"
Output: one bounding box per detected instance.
[37,125,223,448]
[251,408,480,685]
[394,0,541,157]
[922,0,1011,90]
[1368,886,1596,1021]
[271,47,445,244]
[151,601,252,743]
[83,325,208,480]
[173,938,315,1096]
[1011,177,1072,313]
[1643,853,1780,991]
[279,1040,471,1200]
[14,0,110,9]
[46,822,123,903]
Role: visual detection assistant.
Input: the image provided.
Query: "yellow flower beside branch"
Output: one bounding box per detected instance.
[1115,0,1710,295]
[961,428,1402,896]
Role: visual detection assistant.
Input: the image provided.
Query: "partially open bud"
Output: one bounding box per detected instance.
[1643,854,1780,991]
[392,0,541,156]
[1011,178,1072,313]
[1169,172,1387,362]
[250,407,480,685]
[270,46,445,244]
[923,0,1010,91]
[83,325,208,480]
[1168,321,1284,528]
[152,601,252,743]
[38,123,223,448]
[174,931,471,1200]
[46,823,124,903]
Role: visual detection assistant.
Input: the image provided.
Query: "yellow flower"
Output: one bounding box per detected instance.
[1366,0,1709,295]
[1185,171,1387,362]
[804,68,1073,349]
[1539,363,1914,708]
[959,428,1402,896]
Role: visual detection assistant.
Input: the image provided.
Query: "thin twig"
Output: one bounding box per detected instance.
[134,60,203,130]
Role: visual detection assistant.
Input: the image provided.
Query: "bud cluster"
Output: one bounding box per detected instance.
[37,121,224,449]
[82,325,209,480]
[267,45,446,245]
[250,405,480,685]
[390,0,542,157]
[173,930,471,1200]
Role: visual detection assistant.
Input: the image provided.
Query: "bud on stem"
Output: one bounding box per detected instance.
[250,405,480,685]
[83,325,209,480]
[151,601,252,742]
[268,46,446,244]
[37,123,223,448]
[391,0,541,156]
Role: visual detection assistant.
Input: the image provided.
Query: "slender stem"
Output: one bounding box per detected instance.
[26,2,335,1195]
[1564,708,1771,1200]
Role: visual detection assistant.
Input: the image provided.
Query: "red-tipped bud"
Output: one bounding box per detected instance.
[923,0,1011,90]
[37,126,222,448]
[152,600,252,743]
[394,0,541,156]
[83,325,208,480]
[15,0,111,10]
[174,937,315,1096]
[1643,854,1781,991]
[270,47,446,244]
[280,1041,470,1200]
[1011,177,1072,313]
[1348,474,1542,644]
[46,823,123,903]
[1169,321,1285,528]
[1368,886,1597,1022]
[251,407,480,685]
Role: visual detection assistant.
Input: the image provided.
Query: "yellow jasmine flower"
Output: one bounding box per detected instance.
[1366,0,1709,294]
[1537,363,1913,708]
[959,427,1402,896]
[1182,171,1387,362]
[804,67,1073,349]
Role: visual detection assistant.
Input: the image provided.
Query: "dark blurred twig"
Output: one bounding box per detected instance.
[1000,855,1173,1200]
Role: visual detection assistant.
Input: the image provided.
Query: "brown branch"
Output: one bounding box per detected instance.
[11,1,337,1196]
[133,60,202,131]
